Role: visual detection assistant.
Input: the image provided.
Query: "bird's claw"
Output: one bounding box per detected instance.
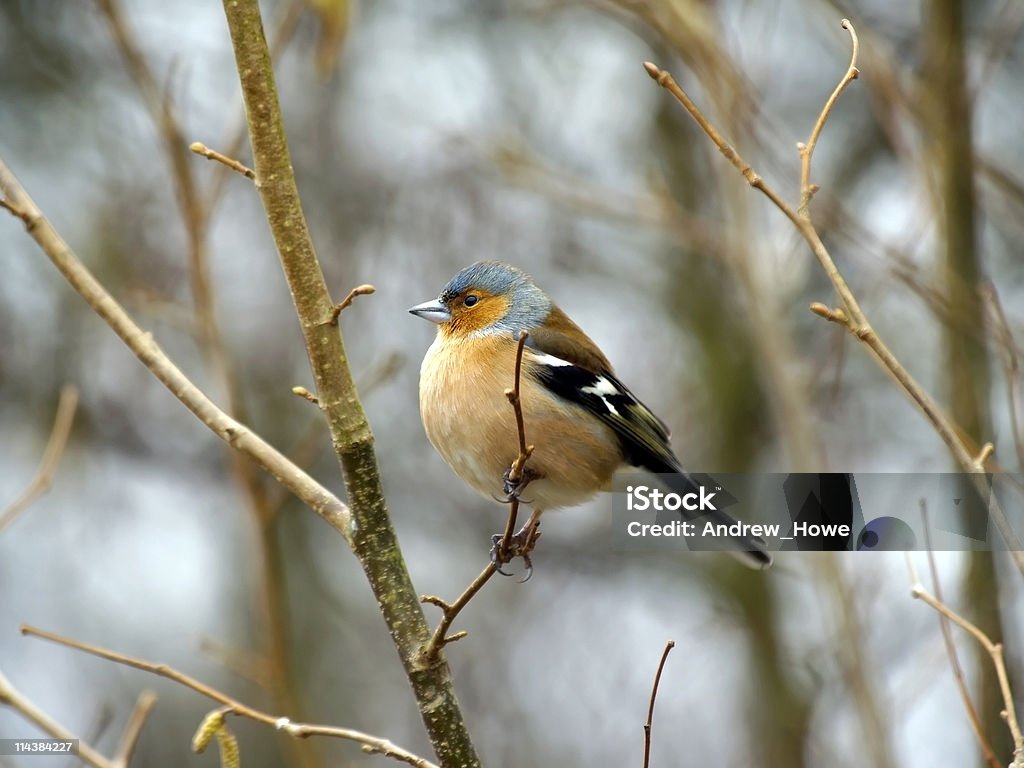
[502,467,537,501]
[490,535,516,576]
[517,555,533,583]
[489,524,542,581]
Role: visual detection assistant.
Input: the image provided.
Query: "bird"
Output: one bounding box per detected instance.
[409,261,772,569]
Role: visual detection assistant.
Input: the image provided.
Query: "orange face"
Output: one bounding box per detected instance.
[439,288,511,338]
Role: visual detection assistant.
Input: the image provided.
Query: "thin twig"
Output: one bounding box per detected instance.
[907,579,1024,765]
[420,564,498,662]
[798,19,859,215]
[920,503,1002,768]
[111,691,157,768]
[189,142,255,180]
[20,625,438,768]
[498,331,536,561]
[643,22,1024,575]
[506,330,534,472]
[642,62,791,216]
[980,280,1024,469]
[328,284,377,325]
[642,640,675,768]
[0,385,79,532]
[496,500,522,569]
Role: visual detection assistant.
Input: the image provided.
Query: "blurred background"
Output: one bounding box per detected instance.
[1,0,1023,766]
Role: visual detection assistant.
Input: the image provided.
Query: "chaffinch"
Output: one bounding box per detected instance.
[410,261,772,568]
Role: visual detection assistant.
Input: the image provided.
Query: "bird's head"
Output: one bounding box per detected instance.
[409,261,551,338]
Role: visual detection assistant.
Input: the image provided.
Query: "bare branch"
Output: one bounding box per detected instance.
[111,691,157,768]
[504,330,535,485]
[420,564,498,662]
[799,19,860,215]
[0,158,353,543]
[0,385,79,532]
[0,197,27,221]
[92,9,314,752]
[642,640,675,768]
[495,330,538,564]
[920,503,1002,768]
[644,21,1024,575]
[21,625,439,768]
[643,62,792,216]
[328,284,377,325]
[907,578,1024,765]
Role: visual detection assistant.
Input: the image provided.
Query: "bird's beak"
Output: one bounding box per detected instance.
[408,299,452,325]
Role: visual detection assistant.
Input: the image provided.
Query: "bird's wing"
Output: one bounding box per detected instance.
[523,345,678,474]
[525,334,773,569]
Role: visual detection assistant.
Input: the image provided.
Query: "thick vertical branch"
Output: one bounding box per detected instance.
[924,0,990,439]
[922,2,1003,762]
[218,3,479,766]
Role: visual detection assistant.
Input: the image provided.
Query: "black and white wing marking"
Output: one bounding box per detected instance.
[528,351,679,474]
[529,350,772,567]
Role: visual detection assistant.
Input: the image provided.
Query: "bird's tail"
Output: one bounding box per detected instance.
[657,470,773,570]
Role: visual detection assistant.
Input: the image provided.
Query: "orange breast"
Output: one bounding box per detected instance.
[419,333,622,511]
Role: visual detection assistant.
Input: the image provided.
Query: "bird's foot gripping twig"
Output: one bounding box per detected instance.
[490,509,543,581]
[502,464,538,501]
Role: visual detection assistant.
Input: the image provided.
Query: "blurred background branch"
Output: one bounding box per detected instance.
[0,667,144,768]
[94,2,318,764]
[0,384,78,532]
[907,559,1024,766]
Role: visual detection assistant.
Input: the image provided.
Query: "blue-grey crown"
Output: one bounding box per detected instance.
[440,261,551,333]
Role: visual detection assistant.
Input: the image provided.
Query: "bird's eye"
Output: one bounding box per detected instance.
[463,294,479,307]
